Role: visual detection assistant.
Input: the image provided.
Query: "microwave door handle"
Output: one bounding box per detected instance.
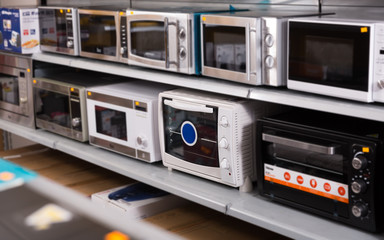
[163,99,213,113]
[164,17,179,69]
[262,133,338,155]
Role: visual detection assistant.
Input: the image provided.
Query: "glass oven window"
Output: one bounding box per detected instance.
[289,22,370,91]
[95,106,127,141]
[163,100,219,167]
[0,74,19,106]
[203,25,246,73]
[39,9,67,48]
[130,21,165,60]
[35,89,70,128]
[80,14,117,56]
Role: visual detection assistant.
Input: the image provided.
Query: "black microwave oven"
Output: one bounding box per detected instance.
[257,109,384,232]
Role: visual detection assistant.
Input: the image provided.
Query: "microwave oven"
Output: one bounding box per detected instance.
[126,7,239,75]
[87,81,173,162]
[159,88,281,191]
[33,71,124,142]
[257,109,384,232]
[38,7,79,56]
[0,52,34,128]
[78,7,128,63]
[200,10,327,86]
[288,18,384,103]
[0,8,40,54]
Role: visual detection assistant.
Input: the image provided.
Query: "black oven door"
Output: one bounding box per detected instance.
[259,125,350,218]
[289,21,370,91]
[162,98,219,167]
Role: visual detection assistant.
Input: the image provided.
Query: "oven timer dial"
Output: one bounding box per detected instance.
[220,158,230,170]
[352,153,368,170]
[219,116,229,127]
[351,179,367,194]
[219,138,229,149]
[137,135,148,148]
[352,202,369,218]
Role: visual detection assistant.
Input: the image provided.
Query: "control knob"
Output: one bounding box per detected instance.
[351,179,367,194]
[120,47,127,55]
[72,117,81,128]
[352,153,368,170]
[378,79,384,89]
[351,202,369,218]
[19,97,28,103]
[67,40,74,48]
[220,158,230,170]
[219,138,229,149]
[219,116,229,127]
[265,55,274,68]
[137,135,148,148]
[264,34,274,47]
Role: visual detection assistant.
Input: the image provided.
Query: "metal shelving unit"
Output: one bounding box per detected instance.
[0,52,380,239]
[33,53,384,122]
[0,119,383,240]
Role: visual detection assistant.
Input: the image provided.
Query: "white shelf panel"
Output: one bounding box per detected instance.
[32,52,384,122]
[1,119,384,240]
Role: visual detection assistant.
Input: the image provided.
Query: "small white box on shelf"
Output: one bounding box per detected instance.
[91,182,186,220]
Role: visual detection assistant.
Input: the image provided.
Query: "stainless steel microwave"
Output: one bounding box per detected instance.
[38,7,80,56]
[288,18,384,103]
[0,52,34,128]
[126,7,239,75]
[78,7,128,63]
[200,10,327,86]
[33,71,125,141]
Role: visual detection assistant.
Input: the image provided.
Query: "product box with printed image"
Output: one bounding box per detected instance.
[1,8,40,54]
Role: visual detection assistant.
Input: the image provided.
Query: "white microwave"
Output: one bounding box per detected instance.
[200,10,326,86]
[288,18,384,103]
[87,81,173,162]
[159,88,281,191]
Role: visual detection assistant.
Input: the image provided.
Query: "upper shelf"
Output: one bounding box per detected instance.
[1,118,383,240]
[32,52,384,122]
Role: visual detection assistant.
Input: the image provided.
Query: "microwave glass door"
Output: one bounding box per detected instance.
[289,22,370,91]
[130,21,165,61]
[35,88,71,129]
[0,66,27,115]
[95,105,127,141]
[80,13,117,57]
[163,99,219,167]
[203,25,246,73]
[39,9,68,49]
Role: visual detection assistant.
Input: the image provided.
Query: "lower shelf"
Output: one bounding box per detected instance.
[1,119,383,240]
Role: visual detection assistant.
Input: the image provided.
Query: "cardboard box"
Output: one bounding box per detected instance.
[91,183,186,220]
[1,8,40,54]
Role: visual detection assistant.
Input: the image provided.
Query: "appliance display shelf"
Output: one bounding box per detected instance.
[0,119,383,240]
[32,52,384,123]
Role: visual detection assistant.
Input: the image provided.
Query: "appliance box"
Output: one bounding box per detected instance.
[1,8,40,54]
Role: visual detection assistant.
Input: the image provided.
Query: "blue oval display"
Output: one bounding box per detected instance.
[181,121,197,146]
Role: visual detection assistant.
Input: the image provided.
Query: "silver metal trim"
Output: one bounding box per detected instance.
[262,133,338,155]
